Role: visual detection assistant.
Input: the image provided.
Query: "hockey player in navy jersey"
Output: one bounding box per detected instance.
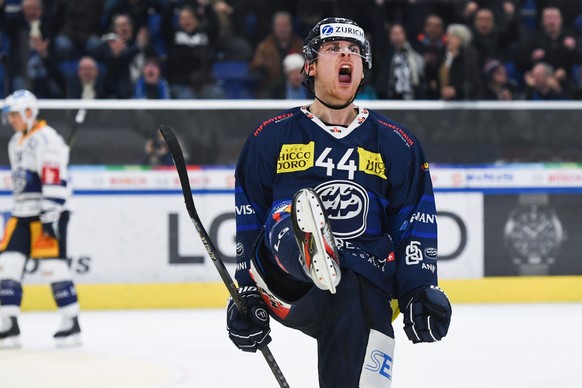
[226,17,452,387]
[0,90,81,349]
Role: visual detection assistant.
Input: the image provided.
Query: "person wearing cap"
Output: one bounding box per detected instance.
[226,17,451,387]
[481,59,519,100]
[281,53,310,99]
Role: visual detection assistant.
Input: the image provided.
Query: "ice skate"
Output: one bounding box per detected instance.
[0,316,22,349]
[292,188,341,293]
[53,316,82,348]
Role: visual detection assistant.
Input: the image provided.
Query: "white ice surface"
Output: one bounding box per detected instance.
[0,303,581,388]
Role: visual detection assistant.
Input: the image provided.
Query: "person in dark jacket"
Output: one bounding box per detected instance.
[51,0,105,60]
[438,23,482,100]
[91,13,148,99]
[375,23,426,100]
[161,1,221,99]
[0,0,56,95]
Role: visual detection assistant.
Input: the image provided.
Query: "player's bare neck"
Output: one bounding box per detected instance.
[308,103,357,127]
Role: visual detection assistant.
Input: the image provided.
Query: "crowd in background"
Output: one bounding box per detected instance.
[2,0,582,101]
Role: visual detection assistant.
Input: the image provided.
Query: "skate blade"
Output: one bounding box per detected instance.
[55,334,82,348]
[309,252,340,294]
[295,190,340,293]
[0,336,22,350]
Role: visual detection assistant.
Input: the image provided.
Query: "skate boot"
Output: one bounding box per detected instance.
[53,316,82,348]
[0,316,21,349]
[292,188,341,293]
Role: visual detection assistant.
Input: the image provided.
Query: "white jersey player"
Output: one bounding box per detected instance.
[0,90,81,349]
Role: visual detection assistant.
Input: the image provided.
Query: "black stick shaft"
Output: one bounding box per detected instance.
[159,125,290,388]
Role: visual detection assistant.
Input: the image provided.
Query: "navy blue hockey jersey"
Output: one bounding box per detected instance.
[234,106,438,301]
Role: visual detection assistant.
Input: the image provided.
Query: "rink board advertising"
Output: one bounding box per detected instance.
[0,164,581,307]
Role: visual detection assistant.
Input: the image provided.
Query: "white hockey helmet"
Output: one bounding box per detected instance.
[3,89,39,129]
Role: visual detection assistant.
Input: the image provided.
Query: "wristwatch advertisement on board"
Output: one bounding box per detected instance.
[503,194,566,276]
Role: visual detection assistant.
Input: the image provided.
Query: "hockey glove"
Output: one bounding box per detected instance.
[40,210,60,240]
[402,285,452,344]
[226,285,272,353]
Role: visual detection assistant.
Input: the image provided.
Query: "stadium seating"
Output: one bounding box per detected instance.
[212,60,258,99]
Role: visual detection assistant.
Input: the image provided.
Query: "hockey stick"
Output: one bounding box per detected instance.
[67,108,86,148]
[159,125,291,388]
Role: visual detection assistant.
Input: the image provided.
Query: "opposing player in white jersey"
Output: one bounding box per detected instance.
[0,90,81,349]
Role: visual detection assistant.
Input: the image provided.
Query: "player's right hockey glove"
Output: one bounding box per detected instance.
[226,285,272,352]
[40,210,61,240]
[402,285,452,344]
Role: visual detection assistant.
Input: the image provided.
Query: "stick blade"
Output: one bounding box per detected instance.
[159,125,181,160]
[159,124,196,210]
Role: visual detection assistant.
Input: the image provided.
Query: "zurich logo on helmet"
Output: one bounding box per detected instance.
[321,25,334,36]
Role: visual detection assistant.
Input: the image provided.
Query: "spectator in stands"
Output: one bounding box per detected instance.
[524,61,570,100]
[438,23,482,100]
[31,23,107,99]
[133,55,170,99]
[216,0,294,49]
[470,6,520,70]
[249,11,304,99]
[0,0,57,96]
[92,13,149,99]
[212,0,254,61]
[279,53,309,100]
[139,130,174,166]
[102,0,165,34]
[378,0,458,43]
[69,56,106,99]
[51,0,105,61]
[375,23,425,100]
[518,6,582,92]
[413,13,447,100]
[481,59,519,100]
[535,0,582,31]
[161,1,222,99]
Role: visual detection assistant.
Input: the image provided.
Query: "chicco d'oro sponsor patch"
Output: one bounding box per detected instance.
[277,142,315,173]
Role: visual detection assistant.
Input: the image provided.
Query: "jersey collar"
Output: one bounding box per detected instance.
[300,106,369,139]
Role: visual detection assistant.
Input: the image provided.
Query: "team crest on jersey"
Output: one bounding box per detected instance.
[357,148,387,179]
[315,180,368,239]
[11,170,27,194]
[277,142,315,173]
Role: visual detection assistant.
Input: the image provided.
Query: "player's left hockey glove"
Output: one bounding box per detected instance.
[226,285,272,352]
[402,285,452,344]
[40,210,60,240]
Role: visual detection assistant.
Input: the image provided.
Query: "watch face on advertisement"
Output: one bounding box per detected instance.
[503,205,564,265]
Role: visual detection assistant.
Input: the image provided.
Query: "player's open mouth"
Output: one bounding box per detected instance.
[338,65,352,83]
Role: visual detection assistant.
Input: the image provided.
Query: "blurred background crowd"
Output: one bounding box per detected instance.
[2,0,582,101]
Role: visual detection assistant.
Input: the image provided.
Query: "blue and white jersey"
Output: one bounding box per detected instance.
[234,106,438,300]
[8,120,70,217]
